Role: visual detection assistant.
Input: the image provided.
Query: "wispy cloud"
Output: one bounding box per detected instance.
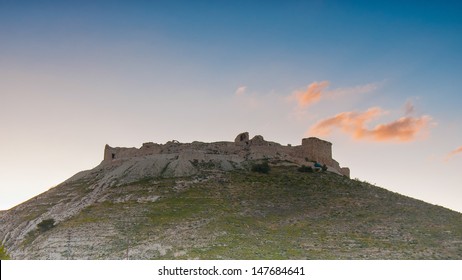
[290,81,329,108]
[233,86,262,108]
[369,116,432,142]
[309,107,384,139]
[235,86,247,96]
[309,104,432,142]
[404,100,415,115]
[289,81,379,108]
[327,82,380,99]
[446,146,462,160]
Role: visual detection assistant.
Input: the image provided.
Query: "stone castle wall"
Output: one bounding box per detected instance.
[300,137,333,166]
[103,132,350,177]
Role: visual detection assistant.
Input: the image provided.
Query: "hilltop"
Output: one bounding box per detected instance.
[0,133,461,259]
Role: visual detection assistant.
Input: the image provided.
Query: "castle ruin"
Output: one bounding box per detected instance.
[103,132,350,177]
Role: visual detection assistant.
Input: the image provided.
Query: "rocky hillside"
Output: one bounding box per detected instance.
[1,135,461,259]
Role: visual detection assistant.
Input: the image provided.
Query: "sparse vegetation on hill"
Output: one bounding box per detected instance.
[2,165,461,260]
[1,134,459,259]
[0,243,10,260]
[37,219,55,232]
[297,165,313,173]
[251,162,270,174]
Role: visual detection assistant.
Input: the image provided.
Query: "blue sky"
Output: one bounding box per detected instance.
[1,0,461,212]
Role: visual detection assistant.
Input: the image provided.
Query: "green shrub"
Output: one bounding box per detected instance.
[0,243,10,260]
[37,218,55,232]
[251,162,270,174]
[297,165,313,173]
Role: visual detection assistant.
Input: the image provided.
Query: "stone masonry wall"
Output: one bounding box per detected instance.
[300,137,334,166]
[103,132,350,177]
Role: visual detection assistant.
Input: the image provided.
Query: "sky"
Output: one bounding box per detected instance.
[1,0,461,213]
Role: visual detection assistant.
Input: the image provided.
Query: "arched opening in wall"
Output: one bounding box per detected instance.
[112,153,115,159]
[240,134,246,141]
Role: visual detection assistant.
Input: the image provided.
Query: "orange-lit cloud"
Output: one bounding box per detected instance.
[290,81,329,107]
[309,107,384,139]
[309,106,432,142]
[446,146,462,160]
[289,81,379,108]
[370,116,432,142]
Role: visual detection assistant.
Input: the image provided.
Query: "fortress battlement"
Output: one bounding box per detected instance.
[103,132,350,177]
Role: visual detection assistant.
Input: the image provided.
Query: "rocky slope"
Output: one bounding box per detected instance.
[1,135,461,259]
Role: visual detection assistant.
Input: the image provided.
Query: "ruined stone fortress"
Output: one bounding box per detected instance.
[102,132,350,178]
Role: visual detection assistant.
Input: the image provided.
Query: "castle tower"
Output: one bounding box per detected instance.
[103,144,116,163]
[301,137,333,166]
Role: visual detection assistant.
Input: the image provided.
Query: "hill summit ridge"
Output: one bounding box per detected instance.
[102,132,350,178]
[3,132,461,260]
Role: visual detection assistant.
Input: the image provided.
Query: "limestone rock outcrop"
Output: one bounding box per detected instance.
[234,132,249,145]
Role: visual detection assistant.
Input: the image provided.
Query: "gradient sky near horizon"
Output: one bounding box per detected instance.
[1,0,461,212]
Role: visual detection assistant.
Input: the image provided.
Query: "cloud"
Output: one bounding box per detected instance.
[235,86,247,96]
[446,146,462,160]
[309,107,384,139]
[309,105,432,142]
[289,81,380,108]
[290,81,329,107]
[369,116,432,142]
[233,86,261,108]
[327,82,380,99]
